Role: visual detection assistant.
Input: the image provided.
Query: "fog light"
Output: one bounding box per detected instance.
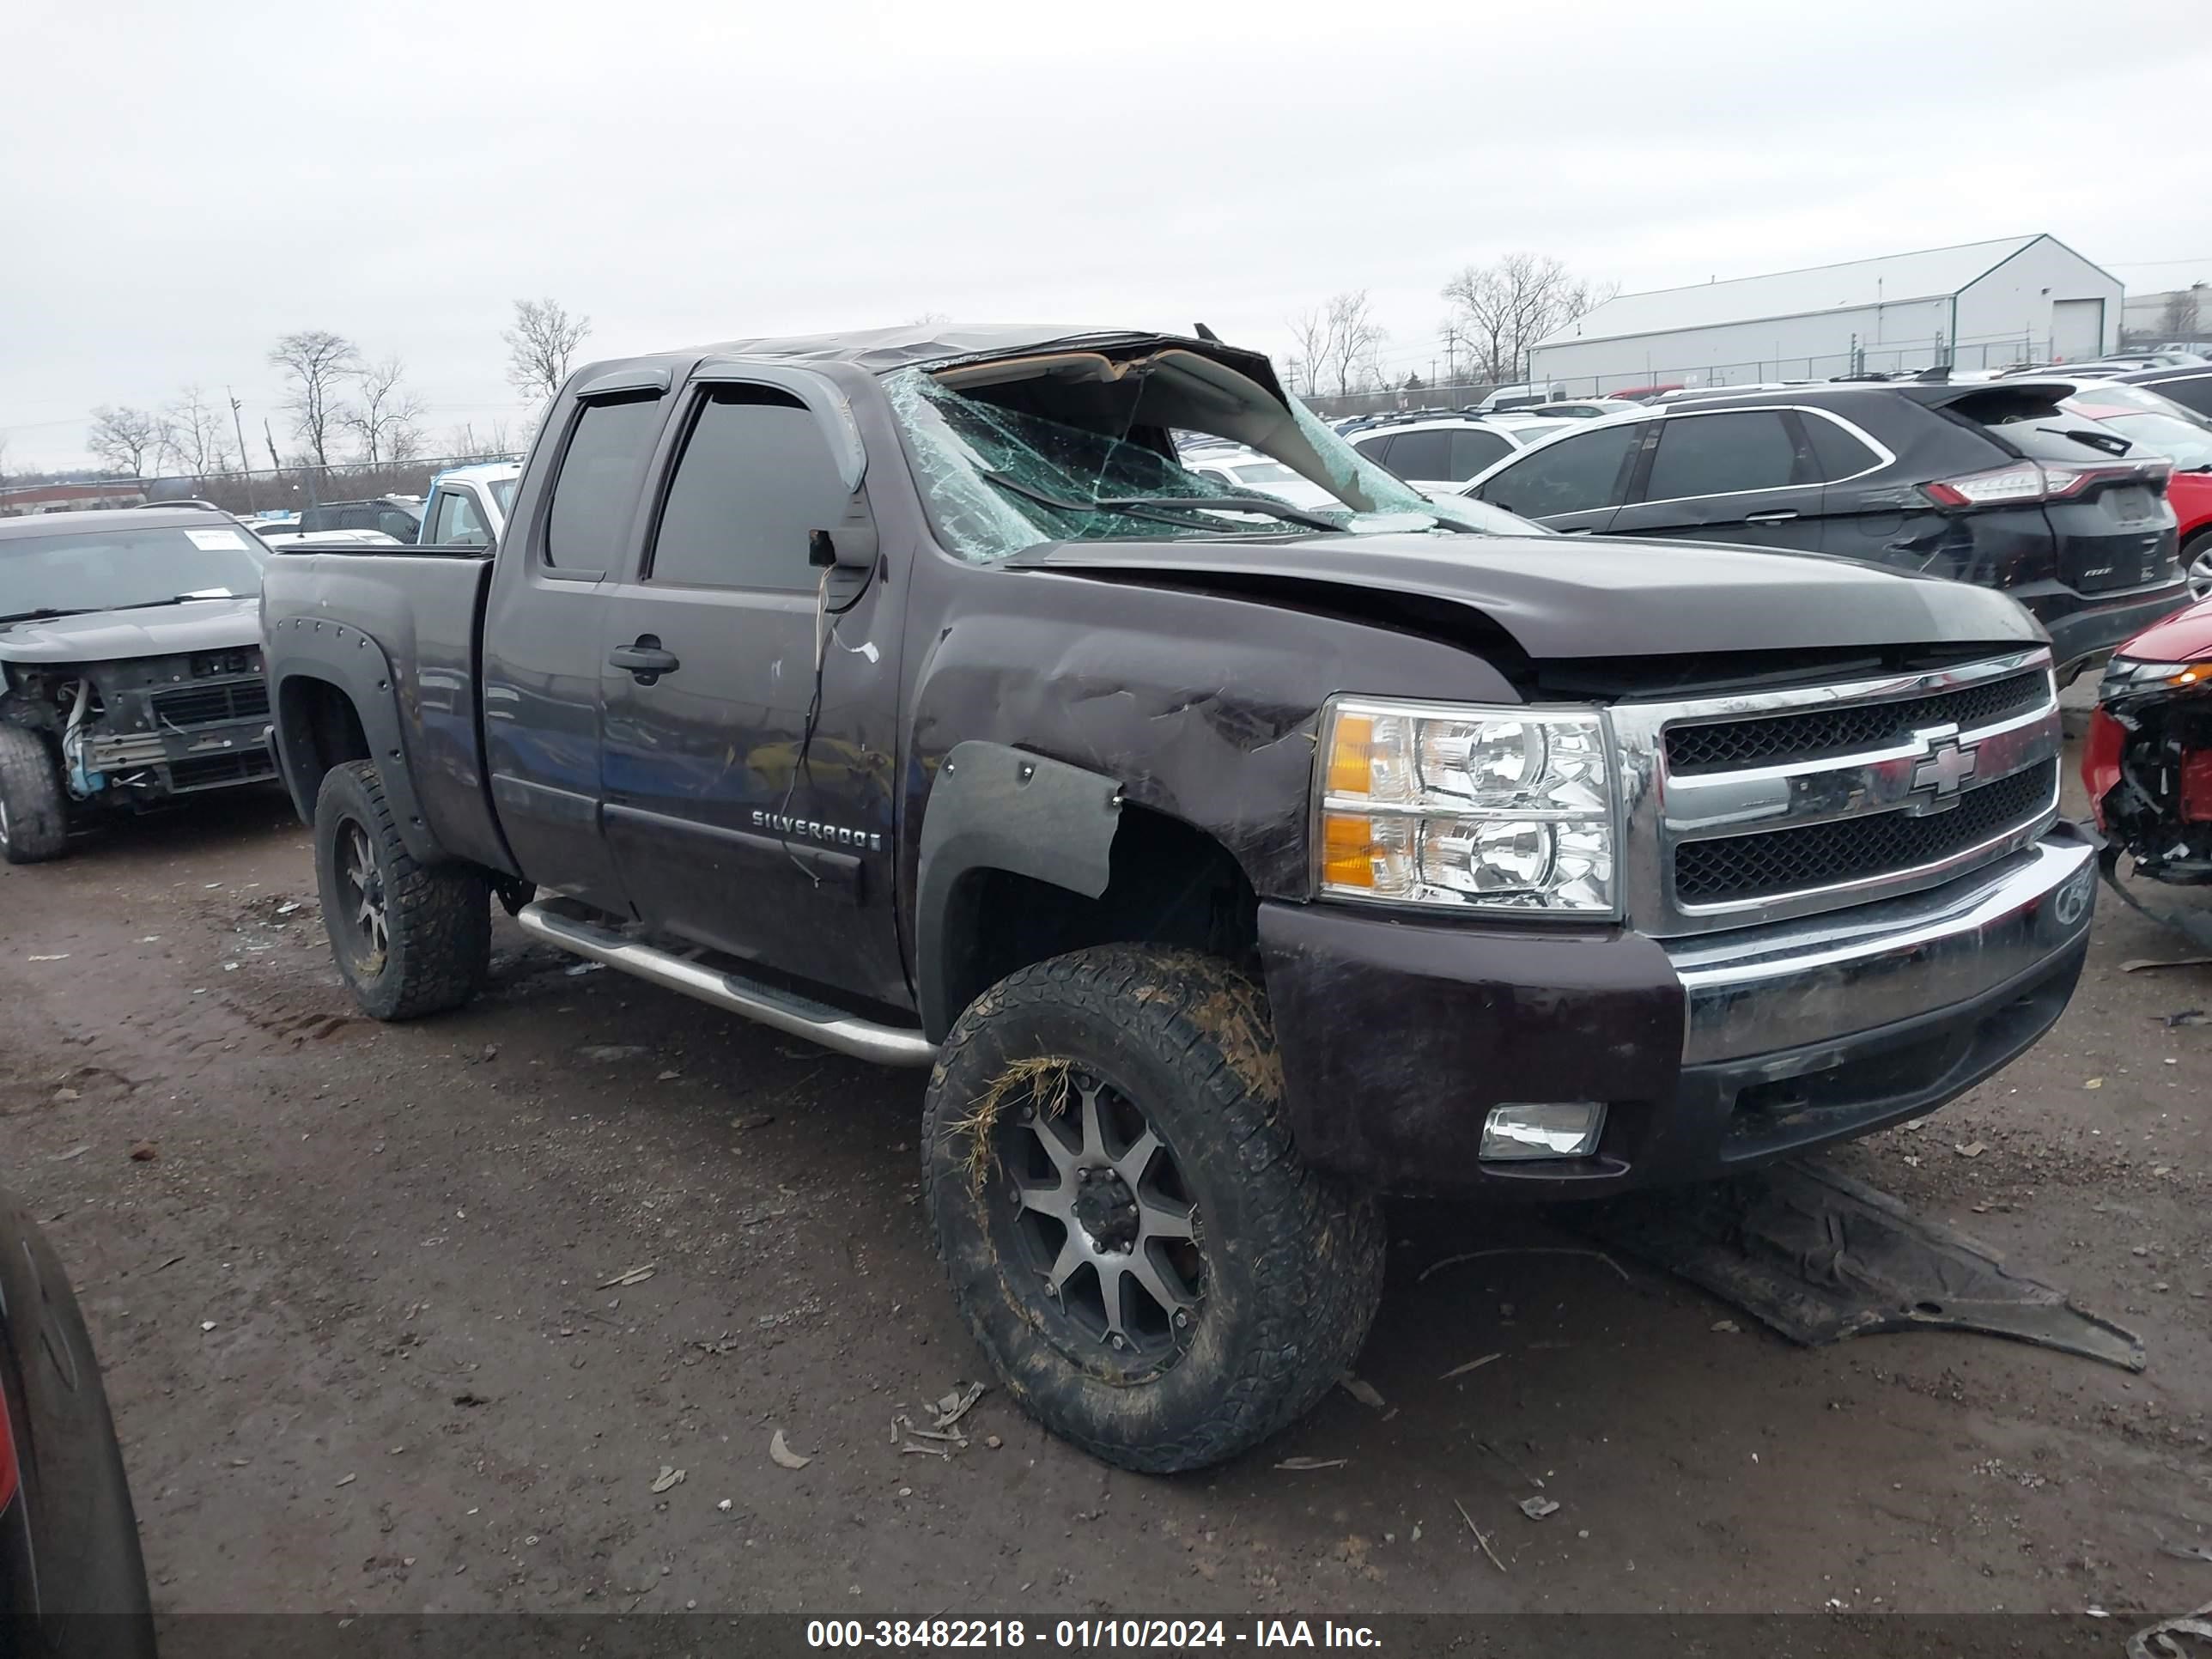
[1480,1102,1606,1161]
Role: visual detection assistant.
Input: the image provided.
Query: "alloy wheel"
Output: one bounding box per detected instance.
[334,820,389,973]
[996,1069,1203,1370]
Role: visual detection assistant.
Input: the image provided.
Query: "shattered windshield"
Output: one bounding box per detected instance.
[885,368,1538,562]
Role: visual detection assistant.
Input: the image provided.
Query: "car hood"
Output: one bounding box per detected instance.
[2112,593,2212,663]
[1006,532,2045,660]
[0,596,262,664]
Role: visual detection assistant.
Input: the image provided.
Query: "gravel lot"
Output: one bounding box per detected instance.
[3,773,2209,1619]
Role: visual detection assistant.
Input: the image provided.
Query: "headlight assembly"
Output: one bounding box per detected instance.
[1316,697,1618,915]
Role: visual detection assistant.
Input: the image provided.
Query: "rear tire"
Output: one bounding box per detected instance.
[313,760,489,1019]
[923,945,1385,1474]
[0,725,68,864]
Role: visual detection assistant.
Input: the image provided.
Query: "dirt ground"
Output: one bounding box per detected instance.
[3,774,2209,1620]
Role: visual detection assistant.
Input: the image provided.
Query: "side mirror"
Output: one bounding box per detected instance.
[808,496,878,570]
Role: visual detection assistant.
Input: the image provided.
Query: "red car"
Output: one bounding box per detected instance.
[2085,596,2212,945]
[2059,385,2212,599]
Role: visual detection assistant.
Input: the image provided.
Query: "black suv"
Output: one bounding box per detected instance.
[297,496,422,540]
[1460,381,2186,677]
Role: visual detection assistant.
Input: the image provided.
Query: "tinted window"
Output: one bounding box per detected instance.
[648,386,848,591]
[1352,434,1394,463]
[376,507,419,542]
[1382,429,1452,479]
[430,487,490,547]
[1645,412,1802,501]
[1,525,264,616]
[545,394,663,567]
[1801,414,1881,481]
[1481,423,1640,517]
[1447,428,1511,479]
[2146,374,2212,419]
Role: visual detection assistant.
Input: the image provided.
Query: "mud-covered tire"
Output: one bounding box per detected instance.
[0,725,68,864]
[313,760,489,1020]
[922,945,1385,1474]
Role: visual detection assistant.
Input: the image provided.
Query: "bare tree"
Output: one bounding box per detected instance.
[0,433,9,487]
[344,353,427,466]
[444,419,517,462]
[1440,253,1614,385]
[503,298,592,401]
[88,405,162,477]
[1323,290,1387,398]
[2160,285,2205,341]
[269,330,361,468]
[1285,307,1332,396]
[159,386,235,480]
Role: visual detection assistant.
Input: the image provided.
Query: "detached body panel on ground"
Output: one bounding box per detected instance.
[261,324,2098,1470]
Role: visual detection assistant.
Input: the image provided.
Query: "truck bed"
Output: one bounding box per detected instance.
[260,545,508,873]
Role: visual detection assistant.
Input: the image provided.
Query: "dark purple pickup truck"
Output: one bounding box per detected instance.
[260,324,2096,1471]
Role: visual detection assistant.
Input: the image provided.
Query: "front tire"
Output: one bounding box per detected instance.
[313,760,489,1019]
[923,945,1385,1474]
[0,725,68,864]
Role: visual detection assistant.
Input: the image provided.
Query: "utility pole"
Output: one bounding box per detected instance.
[228,388,255,510]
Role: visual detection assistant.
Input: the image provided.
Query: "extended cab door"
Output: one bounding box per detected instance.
[1606,407,1826,550]
[595,370,908,1010]
[481,375,677,915]
[1465,419,1643,533]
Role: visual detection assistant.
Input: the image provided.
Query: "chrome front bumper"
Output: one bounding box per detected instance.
[1666,827,2099,1069]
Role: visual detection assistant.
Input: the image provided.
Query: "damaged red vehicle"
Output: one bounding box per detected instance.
[2085,597,2212,942]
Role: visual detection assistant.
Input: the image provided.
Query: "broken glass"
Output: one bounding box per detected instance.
[886,368,1539,562]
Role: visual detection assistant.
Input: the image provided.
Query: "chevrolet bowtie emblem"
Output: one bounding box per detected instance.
[1909,730,1978,808]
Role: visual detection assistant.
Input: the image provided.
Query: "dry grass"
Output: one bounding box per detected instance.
[949,1056,1072,1194]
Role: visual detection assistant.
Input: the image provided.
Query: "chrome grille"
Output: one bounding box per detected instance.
[1608,649,2062,938]
[1674,761,2057,903]
[1665,670,2048,775]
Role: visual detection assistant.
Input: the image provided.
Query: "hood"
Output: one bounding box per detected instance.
[1006,532,2045,660]
[2112,593,2212,664]
[0,596,262,664]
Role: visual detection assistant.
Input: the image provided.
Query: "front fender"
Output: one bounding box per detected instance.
[914,741,1122,1038]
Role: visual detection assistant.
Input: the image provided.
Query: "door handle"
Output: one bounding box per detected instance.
[1743,509,1800,525]
[1560,526,1596,536]
[609,636,680,684]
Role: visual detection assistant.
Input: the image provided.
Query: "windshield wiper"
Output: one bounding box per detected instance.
[105,592,238,614]
[981,470,1341,534]
[0,606,98,624]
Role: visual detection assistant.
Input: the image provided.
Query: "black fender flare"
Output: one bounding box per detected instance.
[265,613,444,866]
[915,741,1123,1040]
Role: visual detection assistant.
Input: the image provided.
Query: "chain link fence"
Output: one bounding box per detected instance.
[136,452,522,520]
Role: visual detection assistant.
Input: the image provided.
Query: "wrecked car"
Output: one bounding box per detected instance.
[0,507,276,863]
[2085,594,2212,945]
[261,325,2098,1472]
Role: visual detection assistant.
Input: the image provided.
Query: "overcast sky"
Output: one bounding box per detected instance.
[6,0,2210,471]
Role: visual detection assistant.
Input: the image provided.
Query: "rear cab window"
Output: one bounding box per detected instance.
[544,393,665,568]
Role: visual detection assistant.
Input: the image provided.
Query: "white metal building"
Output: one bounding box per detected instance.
[1529,234,2122,391]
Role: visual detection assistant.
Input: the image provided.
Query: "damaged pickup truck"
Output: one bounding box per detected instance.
[261,325,2099,1472]
[1,507,276,863]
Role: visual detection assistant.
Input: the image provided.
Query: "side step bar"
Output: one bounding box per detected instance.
[515,899,938,1069]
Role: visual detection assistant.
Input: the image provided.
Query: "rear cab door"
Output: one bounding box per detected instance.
[1464,418,1644,533]
[1607,407,1826,549]
[479,365,680,915]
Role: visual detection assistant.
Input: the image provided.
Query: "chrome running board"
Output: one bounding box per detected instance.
[515,898,937,1069]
